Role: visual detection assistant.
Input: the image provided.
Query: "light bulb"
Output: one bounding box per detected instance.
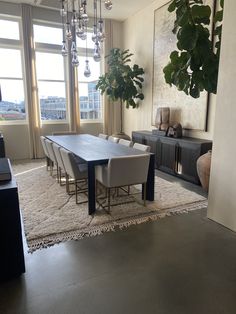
[71,41,77,53]
[61,41,68,57]
[93,43,101,62]
[84,60,91,77]
[104,0,112,10]
[66,23,72,41]
[60,8,66,17]
[81,13,89,24]
[72,52,79,67]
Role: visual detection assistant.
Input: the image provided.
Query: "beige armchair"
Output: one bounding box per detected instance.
[60,148,88,204]
[96,154,150,212]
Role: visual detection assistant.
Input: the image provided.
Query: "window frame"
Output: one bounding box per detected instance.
[33,21,68,124]
[0,16,28,125]
[77,37,103,124]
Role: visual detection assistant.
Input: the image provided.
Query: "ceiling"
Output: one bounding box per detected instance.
[2,0,157,21]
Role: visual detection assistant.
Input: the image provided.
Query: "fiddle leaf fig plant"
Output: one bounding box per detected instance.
[96,48,145,109]
[163,0,224,98]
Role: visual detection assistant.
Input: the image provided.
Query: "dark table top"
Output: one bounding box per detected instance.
[47,134,147,162]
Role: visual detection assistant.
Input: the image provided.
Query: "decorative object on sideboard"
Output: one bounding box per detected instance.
[166,123,182,138]
[96,48,145,140]
[196,150,212,192]
[155,107,170,131]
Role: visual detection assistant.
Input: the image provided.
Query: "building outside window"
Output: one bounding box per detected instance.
[0,18,26,121]
[77,35,102,122]
[34,24,67,121]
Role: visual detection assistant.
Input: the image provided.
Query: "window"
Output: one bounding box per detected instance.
[0,19,26,121]
[34,24,67,121]
[33,24,62,45]
[0,19,20,40]
[77,37,102,122]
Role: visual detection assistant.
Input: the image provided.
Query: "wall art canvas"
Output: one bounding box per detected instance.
[152,0,214,130]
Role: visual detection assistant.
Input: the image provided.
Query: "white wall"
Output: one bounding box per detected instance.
[207,0,236,231]
[122,0,216,140]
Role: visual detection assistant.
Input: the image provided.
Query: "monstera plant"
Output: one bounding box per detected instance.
[96,48,144,137]
[163,0,224,98]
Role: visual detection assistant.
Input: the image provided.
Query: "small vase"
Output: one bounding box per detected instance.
[196,150,212,191]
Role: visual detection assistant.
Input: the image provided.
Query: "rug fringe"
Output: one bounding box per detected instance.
[27,200,207,253]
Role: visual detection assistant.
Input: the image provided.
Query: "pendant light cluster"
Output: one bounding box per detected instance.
[60,0,113,77]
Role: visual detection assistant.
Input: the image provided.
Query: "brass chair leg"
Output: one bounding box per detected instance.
[66,173,69,193]
[143,182,147,206]
[75,180,78,204]
[108,188,111,213]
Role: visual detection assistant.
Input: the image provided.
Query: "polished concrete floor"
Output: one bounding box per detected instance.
[1,172,236,314]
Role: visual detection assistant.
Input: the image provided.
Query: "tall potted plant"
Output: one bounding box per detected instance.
[96,48,145,139]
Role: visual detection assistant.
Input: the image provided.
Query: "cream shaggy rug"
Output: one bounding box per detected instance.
[13,159,207,252]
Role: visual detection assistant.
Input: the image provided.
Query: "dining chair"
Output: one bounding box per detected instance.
[118,139,133,147]
[98,133,109,140]
[133,142,151,152]
[44,139,58,176]
[60,148,88,204]
[40,136,50,171]
[95,154,150,212]
[52,143,66,185]
[108,136,119,143]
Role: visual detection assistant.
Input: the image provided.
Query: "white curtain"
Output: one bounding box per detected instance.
[103,19,121,135]
[21,4,42,158]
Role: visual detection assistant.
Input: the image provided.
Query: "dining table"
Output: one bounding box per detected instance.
[47,134,155,215]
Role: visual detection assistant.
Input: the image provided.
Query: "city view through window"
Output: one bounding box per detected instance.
[0,21,102,122]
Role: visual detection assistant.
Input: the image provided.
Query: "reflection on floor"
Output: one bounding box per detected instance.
[0,171,236,314]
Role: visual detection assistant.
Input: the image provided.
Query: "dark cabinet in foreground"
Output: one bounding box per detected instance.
[132,130,212,184]
[0,161,25,281]
[0,135,5,157]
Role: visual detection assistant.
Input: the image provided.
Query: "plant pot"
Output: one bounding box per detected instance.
[196,150,212,192]
[112,132,131,140]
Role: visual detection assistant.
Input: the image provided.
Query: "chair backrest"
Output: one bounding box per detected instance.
[44,139,57,163]
[108,154,150,188]
[52,131,78,135]
[118,139,133,147]
[60,148,87,180]
[133,142,151,152]
[108,136,119,143]
[40,136,49,158]
[98,133,108,140]
[52,143,65,171]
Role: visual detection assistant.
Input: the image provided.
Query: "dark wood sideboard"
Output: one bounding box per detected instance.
[132,130,212,184]
[0,160,25,281]
[0,135,5,157]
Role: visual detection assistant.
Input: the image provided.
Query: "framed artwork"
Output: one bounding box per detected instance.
[152,0,214,130]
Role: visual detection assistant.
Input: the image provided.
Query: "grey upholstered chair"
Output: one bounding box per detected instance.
[118,139,133,147]
[40,136,51,171]
[133,142,151,152]
[95,154,150,212]
[98,133,109,140]
[108,136,119,143]
[52,143,66,185]
[60,148,88,204]
[44,138,58,176]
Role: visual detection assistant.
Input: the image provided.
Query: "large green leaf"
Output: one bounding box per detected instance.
[191,5,211,25]
[177,24,198,50]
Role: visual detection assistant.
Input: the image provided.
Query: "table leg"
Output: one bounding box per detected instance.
[88,162,96,215]
[142,153,155,201]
